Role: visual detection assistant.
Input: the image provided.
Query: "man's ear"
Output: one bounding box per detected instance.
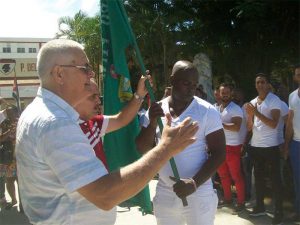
[51,65,64,85]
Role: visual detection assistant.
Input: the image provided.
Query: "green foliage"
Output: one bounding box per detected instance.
[57,1,299,99]
[56,11,102,84]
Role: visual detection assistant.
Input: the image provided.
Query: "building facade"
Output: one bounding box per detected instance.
[0,37,51,109]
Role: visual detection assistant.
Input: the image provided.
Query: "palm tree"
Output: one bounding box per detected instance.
[56,10,88,42]
[56,11,102,85]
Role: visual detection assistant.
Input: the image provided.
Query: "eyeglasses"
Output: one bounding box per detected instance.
[59,64,94,75]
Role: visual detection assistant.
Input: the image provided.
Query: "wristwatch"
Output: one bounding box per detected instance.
[133,92,144,103]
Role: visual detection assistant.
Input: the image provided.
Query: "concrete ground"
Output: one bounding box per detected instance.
[1,180,299,225]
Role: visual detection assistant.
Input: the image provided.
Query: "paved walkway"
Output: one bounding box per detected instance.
[1,180,299,225]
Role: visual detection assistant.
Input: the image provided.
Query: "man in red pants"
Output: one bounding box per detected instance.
[217,83,245,213]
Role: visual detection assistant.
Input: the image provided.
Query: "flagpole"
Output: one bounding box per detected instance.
[12,62,21,114]
[118,0,188,206]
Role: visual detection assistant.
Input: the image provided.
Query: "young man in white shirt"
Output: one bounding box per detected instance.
[245,73,283,225]
[284,64,300,222]
[217,83,245,213]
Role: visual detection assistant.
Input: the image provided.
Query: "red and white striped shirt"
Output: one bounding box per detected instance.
[80,115,109,170]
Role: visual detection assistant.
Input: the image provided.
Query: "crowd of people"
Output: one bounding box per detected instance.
[136,64,299,225]
[0,100,21,212]
[0,38,299,225]
[12,39,198,225]
[211,69,300,225]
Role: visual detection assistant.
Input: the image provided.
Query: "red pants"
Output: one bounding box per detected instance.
[217,145,245,204]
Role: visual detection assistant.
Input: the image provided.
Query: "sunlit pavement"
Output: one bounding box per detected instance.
[1,180,299,225]
[115,180,298,225]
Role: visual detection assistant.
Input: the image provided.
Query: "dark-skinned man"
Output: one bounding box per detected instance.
[136,60,225,225]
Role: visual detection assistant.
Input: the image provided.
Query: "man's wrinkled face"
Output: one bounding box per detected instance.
[58,49,95,106]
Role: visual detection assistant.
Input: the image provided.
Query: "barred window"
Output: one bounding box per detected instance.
[29,48,37,53]
[17,48,25,53]
[3,47,11,53]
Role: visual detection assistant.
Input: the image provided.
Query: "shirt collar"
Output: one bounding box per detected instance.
[37,87,80,122]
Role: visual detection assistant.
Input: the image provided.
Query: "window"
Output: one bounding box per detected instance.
[3,47,11,53]
[17,47,25,53]
[29,48,37,53]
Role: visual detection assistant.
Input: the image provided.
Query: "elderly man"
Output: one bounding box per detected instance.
[15,39,198,225]
[136,60,225,225]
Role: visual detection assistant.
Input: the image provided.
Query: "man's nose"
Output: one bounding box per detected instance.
[87,70,95,78]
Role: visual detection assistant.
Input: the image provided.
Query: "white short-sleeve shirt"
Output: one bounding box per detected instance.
[144,96,223,195]
[289,89,300,141]
[239,105,248,145]
[16,88,116,225]
[278,100,289,144]
[219,101,243,145]
[250,92,281,147]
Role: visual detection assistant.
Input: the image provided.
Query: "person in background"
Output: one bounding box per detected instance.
[232,88,254,204]
[162,86,172,99]
[0,100,9,206]
[232,88,245,107]
[195,84,207,100]
[75,77,149,170]
[284,64,300,222]
[0,97,10,124]
[217,83,245,213]
[278,99,289,186]
[15,39,198,225]
[245,73,283,225]
[213,86,221,109]
[0,106,19,209]
[136,60,225,225]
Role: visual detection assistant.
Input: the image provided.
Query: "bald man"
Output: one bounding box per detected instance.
[136,60,226,225]
[15,40,199,225]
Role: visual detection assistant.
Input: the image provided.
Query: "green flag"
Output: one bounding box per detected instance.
[100,0,152,214]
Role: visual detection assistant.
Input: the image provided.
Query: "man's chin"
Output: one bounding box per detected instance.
[92,110,99,117]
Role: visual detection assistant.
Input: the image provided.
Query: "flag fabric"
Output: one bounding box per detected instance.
[12,72,21,113]
[0,59,21,112]
[100,0,152,214]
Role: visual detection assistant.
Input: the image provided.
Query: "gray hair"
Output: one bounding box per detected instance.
[37,39,84,81]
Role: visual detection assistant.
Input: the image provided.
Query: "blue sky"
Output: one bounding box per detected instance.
[1,0,99,38]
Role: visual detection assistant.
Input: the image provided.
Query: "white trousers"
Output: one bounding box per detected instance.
[153,187,218,225]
